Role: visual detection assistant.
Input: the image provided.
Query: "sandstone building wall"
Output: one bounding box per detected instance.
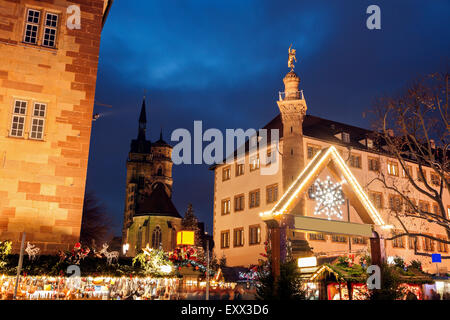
[0,0,110,253]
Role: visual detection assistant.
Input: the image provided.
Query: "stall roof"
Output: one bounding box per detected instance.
[218,267,251,283]
[309,263,434,284]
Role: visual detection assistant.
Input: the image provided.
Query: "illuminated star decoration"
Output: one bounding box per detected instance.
[311,176,345,220]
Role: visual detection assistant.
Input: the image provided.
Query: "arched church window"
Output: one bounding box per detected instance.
[157,167,163,176]
[152,226,162,249]
[137,227,143,251]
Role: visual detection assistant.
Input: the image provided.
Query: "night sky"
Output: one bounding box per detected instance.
[87,0,450,237]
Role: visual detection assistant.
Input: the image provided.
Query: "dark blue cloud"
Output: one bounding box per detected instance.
[88,0,450,236]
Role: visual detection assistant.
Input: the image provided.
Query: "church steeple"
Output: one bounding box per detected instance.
[130,97,151,154]
[137,97,147,140]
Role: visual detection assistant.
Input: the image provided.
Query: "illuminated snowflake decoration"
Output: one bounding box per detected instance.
[311,176,345,220]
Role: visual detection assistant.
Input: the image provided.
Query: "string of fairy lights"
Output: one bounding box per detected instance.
[260,146,386,227]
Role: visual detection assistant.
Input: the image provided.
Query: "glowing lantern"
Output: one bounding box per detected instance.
[177,231,195,246]
[298,256,317,268]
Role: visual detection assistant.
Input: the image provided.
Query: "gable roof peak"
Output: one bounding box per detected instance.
[261,146,386,226]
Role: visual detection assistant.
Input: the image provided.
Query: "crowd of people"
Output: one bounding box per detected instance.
[427,289,450,300]
[178,285,256,300]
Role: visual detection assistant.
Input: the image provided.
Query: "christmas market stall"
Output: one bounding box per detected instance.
[424,274,450,300]
[204,266,257,300]
[0,240,219,300]
[298,256,337,300]
[0,274,180,300]
[305,255,434,300]
[167,245,215,295]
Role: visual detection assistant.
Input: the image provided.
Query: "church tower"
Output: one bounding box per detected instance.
[122,98,181,256]
[276,48,308,216]
[123,98,152,238]
[151,129,174,197]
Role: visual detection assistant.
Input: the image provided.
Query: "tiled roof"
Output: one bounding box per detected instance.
[267,113,374,149]
[135,183,181,218]
[152,129,172,148]
[152,138,172,148]
[220,266,250,282]
[209,113,376,169]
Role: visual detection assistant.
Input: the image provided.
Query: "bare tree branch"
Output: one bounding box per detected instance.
[368,72,450,255]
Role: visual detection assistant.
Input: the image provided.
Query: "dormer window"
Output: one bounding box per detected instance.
[334,132,350,143]
[342,132,350,143]
[359,138,374,148]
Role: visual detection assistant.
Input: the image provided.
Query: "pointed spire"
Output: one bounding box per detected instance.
[139,97,147,125]
[137,96,147,140]
[159,127,163,141]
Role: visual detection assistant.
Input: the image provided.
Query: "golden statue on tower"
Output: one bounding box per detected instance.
[288,44,297,71]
